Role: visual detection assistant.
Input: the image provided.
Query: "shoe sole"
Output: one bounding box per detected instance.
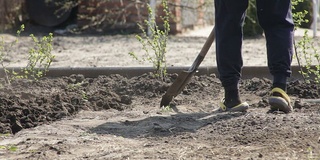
[226,102,249,112]
[220,100,249,112]
[269,97,293,113]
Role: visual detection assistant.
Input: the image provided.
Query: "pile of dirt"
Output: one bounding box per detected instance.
[0,73,320,159]
[0,73,319,134]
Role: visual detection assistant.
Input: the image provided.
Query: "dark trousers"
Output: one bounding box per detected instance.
[215,0,294,90]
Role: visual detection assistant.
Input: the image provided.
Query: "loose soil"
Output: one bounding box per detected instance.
[0,24,320,159]
[0,73,320,160]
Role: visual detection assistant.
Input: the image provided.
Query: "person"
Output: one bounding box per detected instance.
[215,0,294,113]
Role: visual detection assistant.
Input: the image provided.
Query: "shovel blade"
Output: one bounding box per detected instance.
[160,70,195,107]
[160,26,215,108]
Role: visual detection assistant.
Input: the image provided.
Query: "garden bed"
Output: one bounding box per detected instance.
[1,25,320,159]
[0,73,319,159]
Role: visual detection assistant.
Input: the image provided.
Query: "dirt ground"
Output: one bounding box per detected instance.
[0,24,320,159]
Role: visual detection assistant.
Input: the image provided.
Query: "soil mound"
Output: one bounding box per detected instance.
[0,74,320,159]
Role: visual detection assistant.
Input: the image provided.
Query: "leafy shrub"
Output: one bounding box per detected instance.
[293,0,313,28]
[129,0,170,80]
[0,25,55,84]
[243,0,314,37]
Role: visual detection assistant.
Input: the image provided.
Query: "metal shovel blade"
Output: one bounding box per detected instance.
[160,70,195,107]
[159,26,215,108]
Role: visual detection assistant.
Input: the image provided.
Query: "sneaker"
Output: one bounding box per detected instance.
[268,87,293,113]
[219,98,249,112]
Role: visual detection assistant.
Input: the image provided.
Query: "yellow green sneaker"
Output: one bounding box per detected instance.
[268,87,293,113]
[219,99,249,112]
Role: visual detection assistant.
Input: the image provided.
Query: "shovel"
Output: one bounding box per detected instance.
[160,26,215,107]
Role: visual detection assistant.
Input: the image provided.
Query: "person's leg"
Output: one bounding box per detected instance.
[256,0,294,113]
[215,0,249,110]
[256,0,294,90]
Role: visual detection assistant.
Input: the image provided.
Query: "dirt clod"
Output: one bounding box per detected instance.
[0,74,320,159]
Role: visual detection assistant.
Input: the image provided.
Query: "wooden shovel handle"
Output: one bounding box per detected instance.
[189,26,215,72]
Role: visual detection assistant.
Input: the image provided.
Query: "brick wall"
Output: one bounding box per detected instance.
[77,0,209,34]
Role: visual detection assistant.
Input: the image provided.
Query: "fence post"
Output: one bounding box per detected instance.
[148,0,156,36]
[313,0,319,37]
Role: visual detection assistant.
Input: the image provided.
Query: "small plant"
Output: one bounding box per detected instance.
[160,105,173,112]
[67,82,88,101]
[20,33,55,80]
[0,24,55,84]
[243,0,311,37]
[0,133,11,137]
[295,31,320,84]
[307,146,320,160]
[129,0,170,80]
[292,0,310,27]
[292,0,314,28]
[80,90,88,101]
[0,24,25,84]
[0,145,18,152]
[292,0,320,85]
